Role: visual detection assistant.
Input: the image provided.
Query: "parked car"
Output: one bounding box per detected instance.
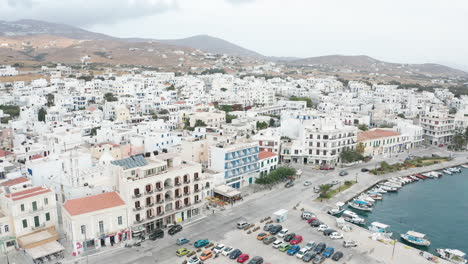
[296,169,303,176]
[248,256,264,264]
[257,232,269,240]
[278,228,289,238]
[176,238,189,245]
[230,249,242,259]
[222,246,234,256]
[323,229,337,236]
[199,250,214,261]
[296,248,309,259]
[314,243,326,254]
[263,236,277,245]
[312,255,325,264]
[303,251,316,262]
[263,224,273,231]
[313,186,320,193]
[285,181,295,188]
[176,248,190,257]
[310,220,322,227]
[237,254,250,263]
[304,241,316,251]
[194,239,209,248]
[361,168,369,172]
[331,180,339,185]
[290,235,303,245]
[237,222,250,229]
[284,233,296,242]
[332,251,344,261]
[302,211,315,220]
[149,229,164,240]
[304,181,312,186]
[269,225,283,235]
[287,245,301,256]
[272,240,283,248]
[322,247,335,258]
[213,244,225,254]
[343,240,357,248]
[168,224,182,235]
[339,171,348,176]
[279,243,292,252]
[188,256,202,264]
[329,232,343,240]
[317,225,329,231]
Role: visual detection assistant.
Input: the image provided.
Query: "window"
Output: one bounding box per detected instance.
[20,204,25,211]
[44,198,48,205]
[4,225,9,232]
[34,216,40,227]
[32,201,38,211]
[118,216,123,225]
[81,225,86,235]
[22,219,28,228]
[99,221,104,234]
[45,212,50,221]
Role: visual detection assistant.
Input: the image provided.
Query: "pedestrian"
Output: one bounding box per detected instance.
[212,209,215,214]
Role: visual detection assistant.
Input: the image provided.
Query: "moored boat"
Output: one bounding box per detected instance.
[461,164,468,169]
[443,169,453,175]
[342,210,358,218]
[344,216,366,225]
[369,222,393,238]
[328,202,346,216]
[348,200,373,212]
[400,231,431,246]
[436,248,467,264]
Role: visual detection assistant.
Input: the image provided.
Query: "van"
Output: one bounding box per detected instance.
[301,211,314,220]
[149,229,164,240]
[237,222,249,229]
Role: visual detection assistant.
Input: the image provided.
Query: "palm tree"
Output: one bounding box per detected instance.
[319,184,332,198]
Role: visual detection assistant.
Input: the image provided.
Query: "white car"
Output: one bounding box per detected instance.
[304,241,316,251]
[330,232,344,239]
[296,248,309,259]
[343,240,357,247]
[304,181,312,186]
[272,240,283,248]
[188,256,202,264]
[331,180,340,185]
[296,169,303,176]
[222,246,234,256]
[313,186,320,193]
[278,228,289,238]
[318,224,329,231]
[213,244,225,254]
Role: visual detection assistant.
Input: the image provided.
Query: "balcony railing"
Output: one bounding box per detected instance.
[157,211,164,216]
[195,200,201,204]
[134,219,144,224]
[194,189,201,193]
[185,203,191,207]
[145,190,154,195]
[146,203,154,208]
[175,194,182,198]
[194,177,201,182]
[175,182,181,186]
[147,215,155,220]
[184,180,191,184]
[184,192,191,196]
[156,187,163,191]
[132,193,142,199]
[133,207,142,212]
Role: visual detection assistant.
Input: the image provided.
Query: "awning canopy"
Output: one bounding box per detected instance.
[25,241,64,260]
[213,185,241,198]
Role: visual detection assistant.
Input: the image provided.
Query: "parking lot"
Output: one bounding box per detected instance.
[161,209,374,264]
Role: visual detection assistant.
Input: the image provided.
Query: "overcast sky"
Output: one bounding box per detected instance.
[1,0,468,70]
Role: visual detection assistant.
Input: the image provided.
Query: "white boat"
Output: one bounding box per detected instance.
[449,167,461,173]
[443,169,453,175]
[371,187,387,193]
[378,185,398,192]
[461,164,468,169]
[387,179,404,187]
[328,202,346,215]
[367,193,383,200]
[409,175,420,181]
[344,216,366,225]
[348,201,373,212]
[400,231,431,246]
[383,182,402,188]
[436,248,467,264]
[357,195,375,203]
[342,210,358,218]
[368,222,393,238]
[422,173,434,179]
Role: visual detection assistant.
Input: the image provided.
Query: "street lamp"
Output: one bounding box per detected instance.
[355,173,358,183]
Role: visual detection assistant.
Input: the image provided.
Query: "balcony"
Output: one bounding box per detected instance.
[184,192,191,196]
[166,208,174,213]
[133,207,143,212]
[165,198,173,202]
[145,190,154,195]
[132,193,142,199]
[147,215,155,220]
[146,203,154,208]
[184,180,191,184]
[156,187,163,192]
[157,211,165,216]
[185,203,191,207]
[175,205,183,210]
[195,200,202,204]
[134,219,144,224]
[157,199,165,204]
[175,182,181,186]
[175,194,182,198]
[194,177,201,182]
[194,189,201,193]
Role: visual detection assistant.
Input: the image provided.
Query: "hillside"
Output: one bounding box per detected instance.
[156,35,263,58]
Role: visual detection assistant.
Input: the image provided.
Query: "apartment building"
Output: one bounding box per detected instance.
[62,192,130,256]
[253,128,281,154]
[358,129,411,156]
[209,142,260,188]
[112,154,211,236]
[258,151,278,176]
[420,108,455,145]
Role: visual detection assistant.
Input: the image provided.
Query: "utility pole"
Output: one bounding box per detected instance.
[392,239,397,259]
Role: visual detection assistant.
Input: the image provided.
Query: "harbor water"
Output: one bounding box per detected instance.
[349,168,468,255]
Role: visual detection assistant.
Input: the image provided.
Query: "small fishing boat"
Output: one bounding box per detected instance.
[344,216,366,225]
[357,196,375,204]
[436,248,467,264]
[409,175,420,181]
[378,185,398,192]
[328,202,346,216]
[367,194,383,200]
[443,169,453,175]
[371,187,387,193]
[369,222,393,238]
[415,174,426,180]
[449,167,461,173]
[348,200,373,212]
[461,164,468,169]
[400,231,431,246]
[342,210,358,218]
[387,179,403,187]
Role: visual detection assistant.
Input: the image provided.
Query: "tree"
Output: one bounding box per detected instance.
[340,150,364,163]
[220,88,228,92]
[166,84,176,91]
[46,93,55,107]
[226,113,237,123]
[356,142,365,155]
[104,92,118,102]
[194,119,207,127]
[269,118,275,127]
[289,96,313,108]
[319,184,333,198]
[449,107,457,115]
[256,121,268,130]
[358,124,368,131]
[158,109,169,115]
[451,133,467,150]
[397,113,405,119]
[90,126,101,136]
[38,107,47,122]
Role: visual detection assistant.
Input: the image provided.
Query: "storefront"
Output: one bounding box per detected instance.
[72,229,130,256]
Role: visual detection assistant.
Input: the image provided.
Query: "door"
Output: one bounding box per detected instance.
[32,201,37,211]
[34,216,40,227]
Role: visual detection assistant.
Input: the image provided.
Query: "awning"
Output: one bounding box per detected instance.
[25,241,64,260]
[213,185,241,198]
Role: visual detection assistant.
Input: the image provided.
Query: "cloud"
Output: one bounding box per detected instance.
[0,0,179,26]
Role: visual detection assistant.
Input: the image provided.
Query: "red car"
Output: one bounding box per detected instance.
[308,217,318,223]
[237,254,250,263]
[290,235,303,245]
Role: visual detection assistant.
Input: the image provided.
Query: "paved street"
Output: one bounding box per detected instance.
[5,146,462,264]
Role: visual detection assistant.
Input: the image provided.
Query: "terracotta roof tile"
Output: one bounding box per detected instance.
[5,186,51,201]
[0,177,30,187]
[259,151,278,160]
[63,192,125,216]
[357,129,401,141]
